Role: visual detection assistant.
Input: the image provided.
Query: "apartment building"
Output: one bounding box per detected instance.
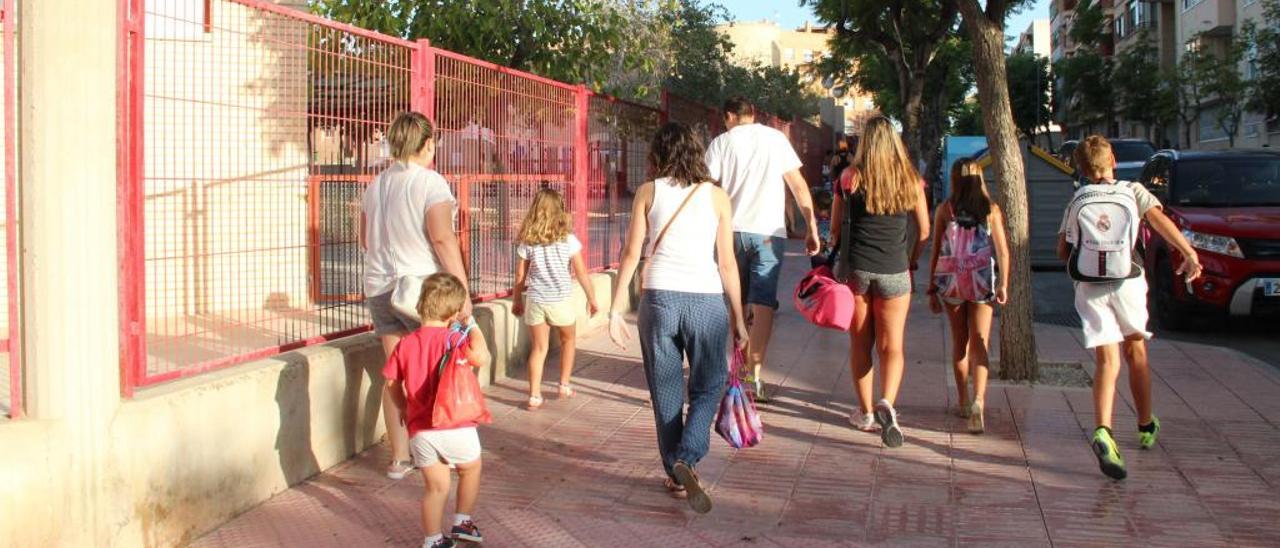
[716,20,878,135]
[1052,0,1276,148]
[1177,0,1276,148]
[1016,18,1054,58]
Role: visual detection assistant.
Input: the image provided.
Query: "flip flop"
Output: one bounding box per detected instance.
[527,395,544,410]
[558,383,575,398]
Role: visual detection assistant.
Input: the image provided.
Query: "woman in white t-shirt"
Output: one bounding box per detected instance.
[607,123,748,515]
[360,112,470,480]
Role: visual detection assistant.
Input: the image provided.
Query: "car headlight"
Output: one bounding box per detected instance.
[1181,228,1244,258]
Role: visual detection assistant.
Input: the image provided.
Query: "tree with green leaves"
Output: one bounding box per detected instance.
[1051,0,1112,136]
[312,0,674,102]
[1198,35,1250,147]
[1112,32,1166,142]
[814,30,973,184]
[955,0,1038,380]
[1006,52,1051,143]
[1169,45,1212,149]
[805,0,960,165]
[951,99,984,136]
[1241,0,1280,128]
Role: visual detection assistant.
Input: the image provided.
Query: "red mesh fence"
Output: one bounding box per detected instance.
[431,49,581,300]
[117,1,829,389]
[2,0,17,417]
[121,0,415,387]
[585,94,659,270]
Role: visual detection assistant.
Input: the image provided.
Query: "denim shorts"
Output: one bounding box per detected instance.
[848,269,912,299]
[734,232,786,309]
[366,291,421,336]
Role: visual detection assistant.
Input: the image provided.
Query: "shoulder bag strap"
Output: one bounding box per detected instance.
[647,182,706,258]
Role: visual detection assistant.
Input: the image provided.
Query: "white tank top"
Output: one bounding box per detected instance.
[644,178,724,294]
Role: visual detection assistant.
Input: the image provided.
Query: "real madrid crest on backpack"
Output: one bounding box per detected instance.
[1064,182,1143,282]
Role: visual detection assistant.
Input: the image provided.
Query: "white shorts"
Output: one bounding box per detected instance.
[1074,276,1152,349]
[410,427,481,468]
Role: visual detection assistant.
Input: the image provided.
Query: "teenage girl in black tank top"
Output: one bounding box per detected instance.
[826,116,931,450]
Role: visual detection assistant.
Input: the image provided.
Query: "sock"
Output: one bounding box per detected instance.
[1139,421,1157,433]
[453,513,471,526]
[422,533,443,547]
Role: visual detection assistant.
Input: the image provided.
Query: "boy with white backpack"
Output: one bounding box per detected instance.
[1058,135,1202,480]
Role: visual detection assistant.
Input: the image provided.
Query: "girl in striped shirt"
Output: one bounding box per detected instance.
[512,188,599,410]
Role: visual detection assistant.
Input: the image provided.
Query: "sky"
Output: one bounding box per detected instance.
[724,0,1053,42]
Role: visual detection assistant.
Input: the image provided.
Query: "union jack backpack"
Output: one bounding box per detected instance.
[933,203,996,303]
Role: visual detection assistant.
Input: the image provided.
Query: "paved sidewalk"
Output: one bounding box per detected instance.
[195,244,1280,547]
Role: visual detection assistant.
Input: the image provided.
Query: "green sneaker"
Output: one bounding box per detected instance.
[1138,415,1161,450]
[1091,427,1127,480]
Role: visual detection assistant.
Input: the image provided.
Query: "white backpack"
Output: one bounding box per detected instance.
[1065,182,1142,282]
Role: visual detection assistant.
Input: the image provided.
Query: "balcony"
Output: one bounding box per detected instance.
[1181,0,1235,38]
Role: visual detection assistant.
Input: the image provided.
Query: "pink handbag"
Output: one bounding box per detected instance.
[715,348,763,449]
[794,263,855,331]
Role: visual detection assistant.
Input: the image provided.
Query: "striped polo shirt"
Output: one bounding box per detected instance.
[516,234,582,304]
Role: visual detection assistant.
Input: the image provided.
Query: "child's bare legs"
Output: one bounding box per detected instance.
[967,303,994,406]
[454,458,482,516]
[944,302,972,409]
[557,324,577,395]
[1093,343,1123,429]
[380,334,411,465]
[420,463,451,538]
[526,323,551,402]
[872,294,911,406]
[848,293,876,414]
[1122,336,1153,425]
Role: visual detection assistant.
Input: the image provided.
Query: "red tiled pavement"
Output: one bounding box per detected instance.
[194,243,1280,547]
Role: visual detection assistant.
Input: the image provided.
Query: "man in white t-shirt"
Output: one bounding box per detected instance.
[705,97,821,401]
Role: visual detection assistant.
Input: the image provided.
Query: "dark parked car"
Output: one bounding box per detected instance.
[1059,138,1156,185]
[1136,149,1280,329]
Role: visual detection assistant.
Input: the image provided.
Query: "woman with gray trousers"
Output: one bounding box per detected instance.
[608,122,748,514]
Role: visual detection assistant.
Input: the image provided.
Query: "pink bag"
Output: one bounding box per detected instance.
[794,263,855,331]
[716,348,763,449]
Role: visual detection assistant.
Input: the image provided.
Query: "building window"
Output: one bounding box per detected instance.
[1198,107,1228,142]
[803,50,814,62]
[1182,0,1205,10]
[1247,43,1259,80]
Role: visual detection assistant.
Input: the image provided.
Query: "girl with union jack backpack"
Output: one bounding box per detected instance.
[926,159,1010,434]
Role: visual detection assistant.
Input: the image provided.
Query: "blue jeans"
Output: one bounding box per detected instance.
[734,232,786,309]
[638,290,729,478]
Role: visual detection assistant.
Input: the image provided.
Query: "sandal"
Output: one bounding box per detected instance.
[672,461,712,514]
[386,460,414,480]
[663,477,688,499]
[527,395,544,410]
[558,383,575,398]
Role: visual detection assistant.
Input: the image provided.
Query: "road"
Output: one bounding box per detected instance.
[1031,267,1280,370]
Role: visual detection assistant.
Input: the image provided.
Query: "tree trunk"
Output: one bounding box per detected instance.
[959,5,1039,381]
[900,69,926,165]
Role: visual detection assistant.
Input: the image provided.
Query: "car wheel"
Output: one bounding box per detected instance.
[1152,256,1187,331]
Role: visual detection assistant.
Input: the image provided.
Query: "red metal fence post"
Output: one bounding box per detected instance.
[412,39,433,118]
[116,0,146,398]
[2,0,19,417]
[573,86,590,262]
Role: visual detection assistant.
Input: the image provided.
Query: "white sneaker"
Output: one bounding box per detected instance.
[848,409,881,432]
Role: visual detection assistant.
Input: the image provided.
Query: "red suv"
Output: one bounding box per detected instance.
[1137,150,1280,329]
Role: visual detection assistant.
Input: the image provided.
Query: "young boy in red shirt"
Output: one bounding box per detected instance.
[384,273,491,548]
